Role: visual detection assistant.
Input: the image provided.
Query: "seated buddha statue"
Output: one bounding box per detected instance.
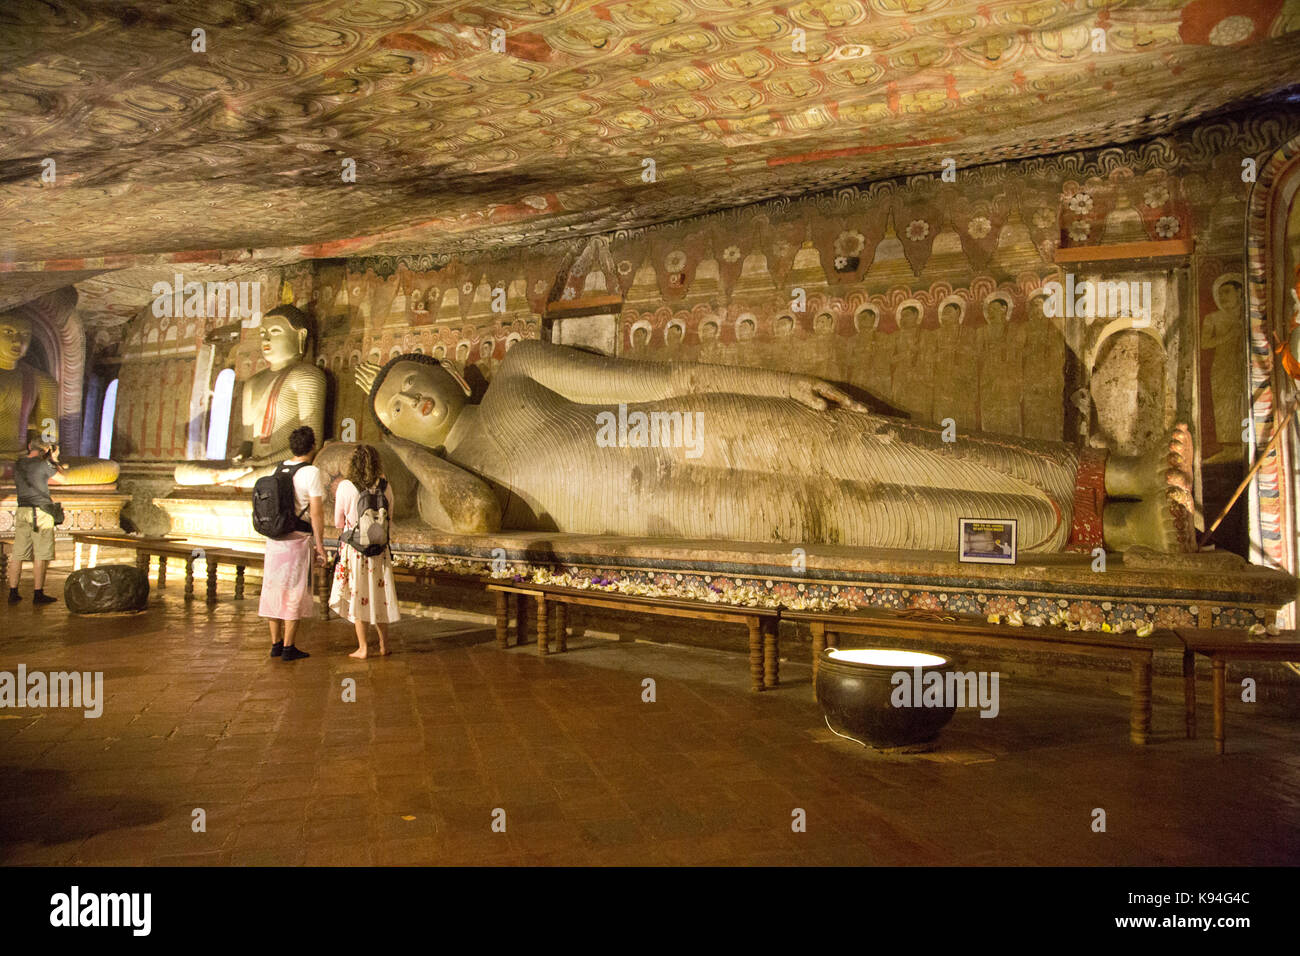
[353,340,1196,554]
[174,305,326,489]
[0,313,119,485]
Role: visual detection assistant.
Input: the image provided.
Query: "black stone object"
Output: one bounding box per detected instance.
[64,565,150,614]
[815,648,957,750]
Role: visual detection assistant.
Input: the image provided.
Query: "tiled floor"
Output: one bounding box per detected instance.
[2,566,1298,866]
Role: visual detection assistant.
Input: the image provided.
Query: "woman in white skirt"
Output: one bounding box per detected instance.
[330,444,400,658]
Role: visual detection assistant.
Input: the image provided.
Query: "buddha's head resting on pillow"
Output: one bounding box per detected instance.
[357,352,471,448]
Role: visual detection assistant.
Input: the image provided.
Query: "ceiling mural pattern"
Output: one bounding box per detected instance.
[0,0,1297,279]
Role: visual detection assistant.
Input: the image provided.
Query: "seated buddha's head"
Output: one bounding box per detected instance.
[259,305,312,367]
[0,313,33,370]
[358,353,472,448]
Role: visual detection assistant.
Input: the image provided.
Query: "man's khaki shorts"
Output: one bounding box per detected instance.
[13,508,55,562]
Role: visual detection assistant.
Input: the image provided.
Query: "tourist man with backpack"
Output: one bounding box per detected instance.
[328,443,399,659]
[253,425,326,661]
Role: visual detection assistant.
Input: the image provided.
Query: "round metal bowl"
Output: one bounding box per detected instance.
[815,647,957,751]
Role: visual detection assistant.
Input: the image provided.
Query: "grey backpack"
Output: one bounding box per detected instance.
[342,479,389,557]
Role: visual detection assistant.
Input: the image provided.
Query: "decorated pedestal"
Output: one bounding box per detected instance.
[1,486,130,540]
[153,491,264,586]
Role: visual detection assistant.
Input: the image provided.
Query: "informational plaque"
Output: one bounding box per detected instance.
[958,518,1017,565]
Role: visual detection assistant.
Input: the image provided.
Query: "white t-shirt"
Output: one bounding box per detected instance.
[287,460,324,516]
[334,478,393,534]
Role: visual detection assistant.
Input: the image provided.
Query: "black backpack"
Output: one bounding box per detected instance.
[342,479,390,557]
[252,461,311,539]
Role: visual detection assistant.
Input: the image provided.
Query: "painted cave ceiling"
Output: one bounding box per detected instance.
[1,0,1299,333]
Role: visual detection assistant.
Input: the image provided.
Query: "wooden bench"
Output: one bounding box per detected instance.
[784,607,1162,745]
[1173,628,1300,754]
[487,581,782,692]
[69,532,266,607]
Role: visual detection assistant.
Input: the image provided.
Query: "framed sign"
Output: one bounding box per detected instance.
[958,518,1017,565]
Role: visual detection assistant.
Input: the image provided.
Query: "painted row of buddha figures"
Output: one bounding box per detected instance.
[169,305,1194,556]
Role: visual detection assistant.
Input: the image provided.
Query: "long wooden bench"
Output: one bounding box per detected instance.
[486,581,782,692]
[784,607,1163,745]
[69,532,267,607]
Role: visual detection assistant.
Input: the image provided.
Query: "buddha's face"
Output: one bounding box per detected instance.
[900,306,920,329]
[259,314,305,366]
[700,321,719,343]
[632,327,649,348]
[813,313,833,335]
[0,315,32,369]
[1029,297,1046,322]
[775,316,794,338]
[940,304,960,327]
[737,319,756,342]
[479,341,494,360]
[1215,282,1242,315]
[986,298,1008,325]
[666,324,684,347]
[374,359,467,448]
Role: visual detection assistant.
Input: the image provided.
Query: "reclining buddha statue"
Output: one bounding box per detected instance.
[0,313,119,484]
[175,305,326,489]
[352,340,1196,554]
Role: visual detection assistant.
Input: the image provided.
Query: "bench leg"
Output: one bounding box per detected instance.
[555,603,567,653]
[1213,658,1226,755]
[536,597,548,657]
[1130,654,1151,746]
[234,564,245,600]
[810,621,826,696]
[763,620,779,689]
[1182,647,1196,739]
[0,546,7,583]
[206,561,218,607]
[185,558,194,602]
[137,551,150,575]
[157,555,167,589]
[317,562,331,620]
[516,594,527,647]
[747,619,764,692]
[495,591,509,649]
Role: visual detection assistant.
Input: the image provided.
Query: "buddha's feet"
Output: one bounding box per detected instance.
[1102,423,1197,553]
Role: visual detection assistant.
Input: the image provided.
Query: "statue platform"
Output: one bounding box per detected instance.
[154,490,260,551]
[1,486,130,540]
[151,493,1297,632]
[384,522,1296,633]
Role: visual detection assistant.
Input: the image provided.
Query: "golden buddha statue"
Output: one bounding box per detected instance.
[175,305,326,489]
[355,340,1196,554]
[0,313,119,485]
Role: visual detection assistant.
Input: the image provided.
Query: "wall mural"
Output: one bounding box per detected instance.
[91,109,1299,559]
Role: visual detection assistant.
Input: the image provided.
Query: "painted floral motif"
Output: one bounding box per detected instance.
[833,230,865,256]
[722,245,742,262]
[1143,183,1170,208]
[532,278,549,294]
[1209,15,1254,46]
[617,259,634,275]
[460,280,474,295]
[1155,215,1180,238]
[904,219,929,242]
[1066,191,1093,215]
[664,250,687,272]
[967,216,991,239]
[1032,208,1057,230]
[1068,220,1091,242]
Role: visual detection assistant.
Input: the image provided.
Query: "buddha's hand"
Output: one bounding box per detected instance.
[787,375,869,413]
[216,466,254,484]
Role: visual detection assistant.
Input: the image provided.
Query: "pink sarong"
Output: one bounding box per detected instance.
[258,533,314,620]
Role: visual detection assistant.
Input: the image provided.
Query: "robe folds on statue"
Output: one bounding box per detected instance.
[459,375,1080,553]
